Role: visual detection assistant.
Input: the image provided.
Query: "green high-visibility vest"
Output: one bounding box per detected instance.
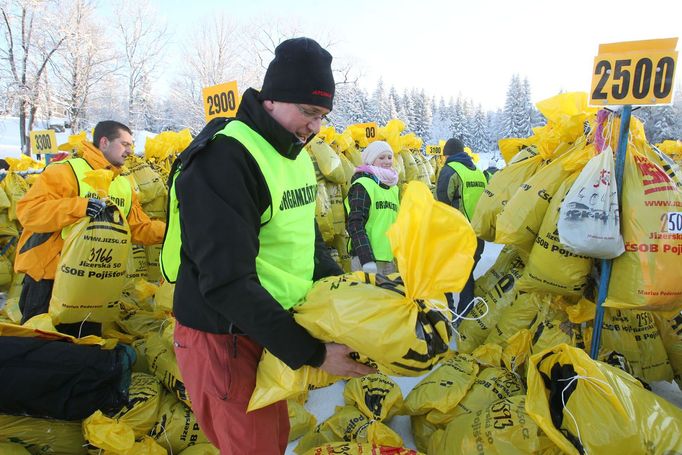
[345,176,399,261]
[446,161,487,221]
[161,120,316,310]
[61,157,132,239]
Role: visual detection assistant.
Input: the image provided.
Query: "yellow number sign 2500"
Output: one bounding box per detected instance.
[590,37,678,106]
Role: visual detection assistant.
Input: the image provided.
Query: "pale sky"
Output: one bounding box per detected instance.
[151,0,681,110]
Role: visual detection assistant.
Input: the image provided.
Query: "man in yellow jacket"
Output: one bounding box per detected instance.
[14,120,165,336]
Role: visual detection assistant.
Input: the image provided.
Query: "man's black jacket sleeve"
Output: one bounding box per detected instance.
[174,135,325,369]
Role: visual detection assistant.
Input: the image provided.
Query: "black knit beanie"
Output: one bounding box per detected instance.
[259,37,335,111]
[444,138,465,156]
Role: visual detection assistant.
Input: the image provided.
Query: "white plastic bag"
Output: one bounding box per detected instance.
[558,147,624,259]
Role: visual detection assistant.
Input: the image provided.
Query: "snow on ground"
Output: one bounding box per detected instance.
[285,241,682,453]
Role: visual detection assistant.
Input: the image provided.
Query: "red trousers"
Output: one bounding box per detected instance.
[174,321,289,454]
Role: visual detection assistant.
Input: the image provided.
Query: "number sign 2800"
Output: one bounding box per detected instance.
[592,55,675,102]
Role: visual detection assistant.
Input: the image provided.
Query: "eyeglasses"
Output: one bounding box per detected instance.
[295,104,330,124]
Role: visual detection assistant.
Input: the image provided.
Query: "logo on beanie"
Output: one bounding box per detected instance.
[311,90,332,98]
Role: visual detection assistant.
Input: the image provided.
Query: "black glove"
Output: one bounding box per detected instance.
[86,198,107,218]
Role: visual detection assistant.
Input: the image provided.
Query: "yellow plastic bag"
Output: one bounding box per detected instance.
[153,280,175,313]
[249,346,340,412]
[516,171,592,295]
[124,155,166,204]
[111,373,163,438]
[403,354,479,418]
[471,150,543,242]
[49,203,130,324]
[141,194,167,220]
[315,182,334,243]
[526,344,682,455]
[1,316,117,349]
[0,443,31,454]
[458,246,525,353]
[387,181,476,298]
[0,413,86,454]
[654,311,682,387]
[428,395,560,455]
[308,138,346,184]
[294,406,403,455]
[300,443,422,455]
[149,393,209,453]
[83,410,136,453]
[326,182,346,236]
[343,373,404,421]
[399,150,419,182]
[145,243,162,282]
[438,365,525,423]
[495,141,590,250]
[145,321,191,407]
[606,148,682,311]
[177,444,220,455]
[288,400,317,442]
[2,172,30,221]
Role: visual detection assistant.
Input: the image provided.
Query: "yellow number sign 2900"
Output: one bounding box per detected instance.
[590,37,678,106]
[202,81,240,122]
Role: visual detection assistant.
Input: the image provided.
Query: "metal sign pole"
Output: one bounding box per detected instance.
[590,104,631,359]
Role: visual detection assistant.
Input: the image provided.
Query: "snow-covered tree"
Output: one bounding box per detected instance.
[0,0,69,153]
[51,0,117,133]
[470,104,490,153]
[115,0,168,129]
[501,74,533,138]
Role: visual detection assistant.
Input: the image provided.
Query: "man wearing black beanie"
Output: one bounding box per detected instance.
[169,37,374,454]
[436,137,487,320]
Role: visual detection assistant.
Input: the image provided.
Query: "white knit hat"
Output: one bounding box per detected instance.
[361,141,393,165]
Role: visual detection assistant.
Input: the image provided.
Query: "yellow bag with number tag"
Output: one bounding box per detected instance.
[654,312,682,387]
[149,393,210,453]
[300,443,422,455]
[49,202,130,324]
[428,395,561,455]
[606,148,682,312]
[288,400,317,442]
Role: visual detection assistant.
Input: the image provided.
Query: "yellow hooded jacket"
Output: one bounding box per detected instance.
[14,141,165,281]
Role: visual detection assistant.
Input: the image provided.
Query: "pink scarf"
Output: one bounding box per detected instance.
[356,164,399,187]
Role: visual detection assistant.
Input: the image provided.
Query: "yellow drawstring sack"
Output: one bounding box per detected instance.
[399,150,419,182]
[0,413,86,454]
[315,182,334,243]
[249,182,476,410]
[145,243,162,283]
[485,292,559,347]
[83,411,167,454]
[300,443,422,455]
[1,172,30,221]
[5,315,117,349]
[145,320,190,407]
[176,443,220,454]
[49,170,130,324]
[153,280,175,313]
[149,393,210,453]
[0,271,23,323]
[343,373,404,421]
[654,312,682,388]
[403,354,480,419]
[526,344,682,455]
[344,145,363,167]
[471,149,543,242]
[141,194,167,220]
[428,395,561,455]
[516,171,592,295]
[458,246,525,353]
[0,443,30,454]
[605,148,682,312]
[294,406,403,455]
[288,400,317,442]
[111,373,163,439]
[308,139,346,184]
[495,140,590,250]
[124,155,166,204]
[326,182,345,236]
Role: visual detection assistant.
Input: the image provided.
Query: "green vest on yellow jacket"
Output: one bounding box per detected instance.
[446,161,486,221]
[345,176,399,261]
[161,120,316,310]
[61,157,132,239]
